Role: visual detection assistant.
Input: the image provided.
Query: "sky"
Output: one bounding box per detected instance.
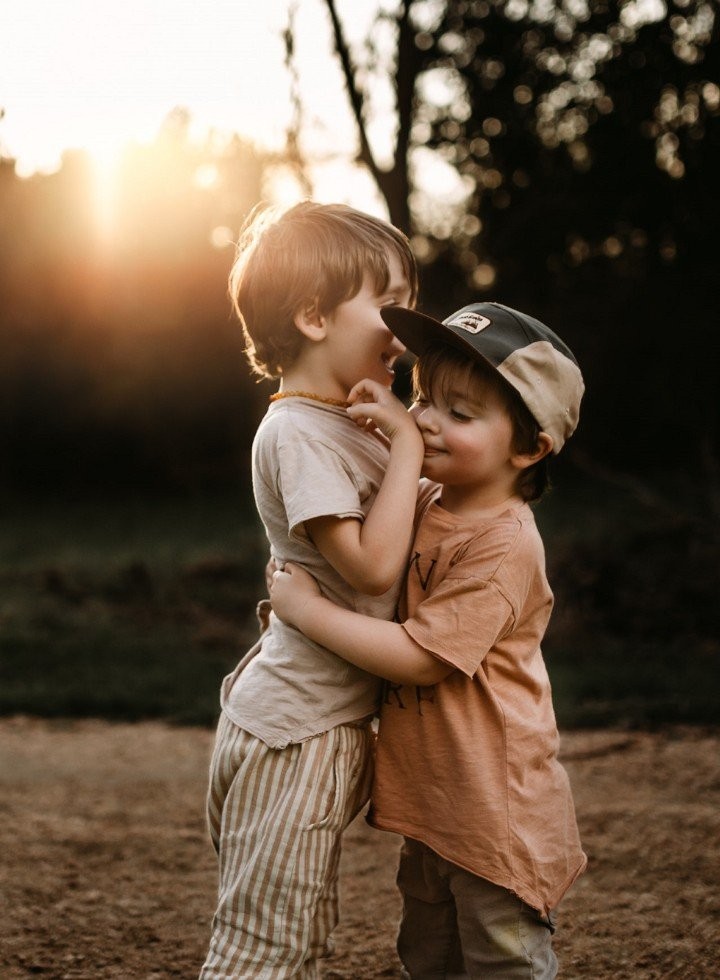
[0,0,385,209]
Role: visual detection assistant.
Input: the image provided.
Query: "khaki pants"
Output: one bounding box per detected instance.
[397,838,557,980]
[200,712,373,979]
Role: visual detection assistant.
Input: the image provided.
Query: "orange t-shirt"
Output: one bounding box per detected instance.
[369,495,587,915]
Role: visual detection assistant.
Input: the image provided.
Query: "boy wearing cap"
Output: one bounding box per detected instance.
[270,302,587,979]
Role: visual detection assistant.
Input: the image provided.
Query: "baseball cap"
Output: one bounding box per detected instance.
[381,302,584,453]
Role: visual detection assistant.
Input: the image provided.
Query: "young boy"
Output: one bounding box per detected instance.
[199,201,426,979]
[270,301,588,979]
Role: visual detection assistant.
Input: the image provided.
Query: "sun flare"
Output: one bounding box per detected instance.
[1,0,392,237]
[89,149,123,245]
[0,0,293,178]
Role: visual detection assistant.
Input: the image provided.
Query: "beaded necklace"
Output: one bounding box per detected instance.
[269,390,348,408]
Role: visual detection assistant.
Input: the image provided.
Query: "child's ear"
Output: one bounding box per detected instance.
[511,432,553,470]
[293,301,327,342]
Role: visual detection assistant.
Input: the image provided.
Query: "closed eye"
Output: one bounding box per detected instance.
[381,286,410,308]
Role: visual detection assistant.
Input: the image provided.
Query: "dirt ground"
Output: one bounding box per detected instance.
[1,719,718,979]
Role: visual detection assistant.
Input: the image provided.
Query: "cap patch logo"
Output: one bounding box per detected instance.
[448,311,492,334]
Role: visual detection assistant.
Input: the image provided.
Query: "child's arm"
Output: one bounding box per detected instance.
[305,380,424,596]
[270,562,453,687]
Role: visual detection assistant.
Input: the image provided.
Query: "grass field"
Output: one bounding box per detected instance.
[1,476,717,728]
[0,493,264,725]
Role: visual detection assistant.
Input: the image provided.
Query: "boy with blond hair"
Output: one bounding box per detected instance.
[271,302,587,978]
[200,201,424,978]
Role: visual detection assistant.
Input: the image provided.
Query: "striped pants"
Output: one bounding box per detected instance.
[199,712,374,979]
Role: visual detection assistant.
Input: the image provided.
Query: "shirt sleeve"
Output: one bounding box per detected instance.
[402,523,524,676]
[403,577,514,677]
[277,436,365,542]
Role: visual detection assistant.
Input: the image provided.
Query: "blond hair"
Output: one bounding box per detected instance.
[229,201,418,378]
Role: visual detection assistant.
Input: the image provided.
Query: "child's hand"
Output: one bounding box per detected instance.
[265,556,278,593]
[256,598,272,634]
[346,378,421,446]
[270,562,322,629]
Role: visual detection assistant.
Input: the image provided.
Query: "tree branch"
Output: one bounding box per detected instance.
[282,1,314,197]
[323,0,414,231]
[323,0,379,177]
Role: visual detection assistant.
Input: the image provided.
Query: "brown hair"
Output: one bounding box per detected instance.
[229,201,418,378]
[412,345,550,502]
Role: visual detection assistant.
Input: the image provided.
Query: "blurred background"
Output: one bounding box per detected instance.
[1,0,718,728]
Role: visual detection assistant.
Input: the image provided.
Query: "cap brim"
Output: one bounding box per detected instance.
[381,307,491,365]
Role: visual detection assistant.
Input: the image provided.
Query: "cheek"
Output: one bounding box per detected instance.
[446,430,476,456]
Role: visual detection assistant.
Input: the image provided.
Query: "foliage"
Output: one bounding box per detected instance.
[0,114,275,494]
[412,0,719,266]
[0,485,717,728]
[0,495,267,725]
[288,0,720,472]
[537,472,720,728]
[309,1,719,257]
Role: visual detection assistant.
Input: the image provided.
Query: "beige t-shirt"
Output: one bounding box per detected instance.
[369,495,587,915]
[223,397,404,747]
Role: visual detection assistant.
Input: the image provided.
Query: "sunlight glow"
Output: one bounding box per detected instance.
[0,0,388,218]
[210,226,235,250]
[194,165,220,190]
[0,0,291,177]
[90,149,122,247]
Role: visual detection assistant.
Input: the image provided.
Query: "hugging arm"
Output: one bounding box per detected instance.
[305,379,424,596]
[270,562,453,687]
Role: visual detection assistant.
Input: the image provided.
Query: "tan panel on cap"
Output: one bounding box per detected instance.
[498,341,585,453]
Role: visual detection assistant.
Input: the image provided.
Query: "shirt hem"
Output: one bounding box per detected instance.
[367,812,587,916]
[218,657,378,748]
[221,699,377,749]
